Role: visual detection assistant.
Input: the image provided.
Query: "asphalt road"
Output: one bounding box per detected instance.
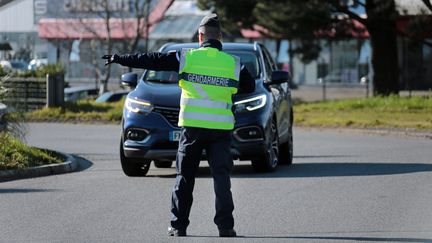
[1,123,432,243]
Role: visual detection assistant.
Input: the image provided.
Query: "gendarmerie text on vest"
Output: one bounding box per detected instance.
[187,73,230,87]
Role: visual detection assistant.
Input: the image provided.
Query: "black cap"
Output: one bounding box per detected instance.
[199,13,220,29]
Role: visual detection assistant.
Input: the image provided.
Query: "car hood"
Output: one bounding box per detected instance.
[129,81,181,107]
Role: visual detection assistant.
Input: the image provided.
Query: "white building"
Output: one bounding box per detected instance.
[0,0,49,61]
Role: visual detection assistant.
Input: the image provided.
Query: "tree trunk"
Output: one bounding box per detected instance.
[366,0,399,96]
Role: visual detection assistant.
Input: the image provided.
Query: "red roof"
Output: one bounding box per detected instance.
[241,25,269,39]
[39,0,173,40]
[315,19,369,39]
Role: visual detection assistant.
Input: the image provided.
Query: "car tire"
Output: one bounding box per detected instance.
[119,139,151,177]
[154,160,173,168]
[251,118,279,172]
[278,123,293,165]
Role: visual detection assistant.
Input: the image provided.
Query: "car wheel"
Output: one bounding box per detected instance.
[278,123,293,165]
[119,138,151,177]
[154,160,173,168]
[251,118,279,172]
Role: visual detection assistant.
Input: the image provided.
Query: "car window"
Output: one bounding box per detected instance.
[262,47,277,71]
[225,51,260,78]
[143,49,261,83]
[262,50,273,79]
[145,70,178,83]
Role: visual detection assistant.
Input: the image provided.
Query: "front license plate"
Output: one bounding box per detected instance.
[170,131,181,141]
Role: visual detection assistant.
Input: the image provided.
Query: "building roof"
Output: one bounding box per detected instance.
[38,0,174,40]
[39,18,150,40]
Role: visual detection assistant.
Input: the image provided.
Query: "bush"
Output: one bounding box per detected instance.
[27,99,124,123]
[1,75,26,139]
[0,132,63,170]
[1,66,65,171]
[0,65,5,77]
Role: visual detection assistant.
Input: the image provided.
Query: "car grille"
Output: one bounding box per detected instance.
[153,106,179,127]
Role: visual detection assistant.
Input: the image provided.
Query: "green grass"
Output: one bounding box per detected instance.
[26,95,432,130]
[27,99,124,123]
[0,132,64,170]
[294,95,432,130]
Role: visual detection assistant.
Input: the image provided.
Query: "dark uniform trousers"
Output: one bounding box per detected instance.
[170,126,234,230]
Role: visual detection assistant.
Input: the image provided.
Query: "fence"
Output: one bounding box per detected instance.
[1,74,64,111]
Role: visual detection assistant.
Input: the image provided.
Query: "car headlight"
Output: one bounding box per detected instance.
[125,97,153,114]
[234,94,267,113]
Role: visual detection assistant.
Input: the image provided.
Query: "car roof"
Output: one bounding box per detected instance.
[160,42,259,52]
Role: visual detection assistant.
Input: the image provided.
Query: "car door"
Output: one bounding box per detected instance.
[261,46,291,143]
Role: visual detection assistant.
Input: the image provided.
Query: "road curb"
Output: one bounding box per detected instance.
[0,152,78,182]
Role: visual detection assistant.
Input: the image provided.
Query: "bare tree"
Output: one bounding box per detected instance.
[74,0,154,94]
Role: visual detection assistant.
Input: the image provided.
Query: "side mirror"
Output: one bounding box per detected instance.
[121,72,138,87]
[269,71,290,85]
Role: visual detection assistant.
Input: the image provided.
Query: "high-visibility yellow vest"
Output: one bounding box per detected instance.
[178,47,240,130]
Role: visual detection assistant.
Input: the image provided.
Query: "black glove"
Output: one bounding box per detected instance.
[101,54,119,66]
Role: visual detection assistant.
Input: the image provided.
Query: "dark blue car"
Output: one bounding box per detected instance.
[120,42,293,176]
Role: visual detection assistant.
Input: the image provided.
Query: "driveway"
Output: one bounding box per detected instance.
[1,123,432,242]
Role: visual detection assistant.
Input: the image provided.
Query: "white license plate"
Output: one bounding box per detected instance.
[170,131,181,141]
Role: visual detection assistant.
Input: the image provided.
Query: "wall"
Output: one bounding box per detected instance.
[0,0,36,32]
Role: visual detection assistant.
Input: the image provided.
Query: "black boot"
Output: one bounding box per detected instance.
[219,229,236,237]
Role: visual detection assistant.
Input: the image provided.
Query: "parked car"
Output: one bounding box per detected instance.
[95,90,129,103]
[28,58,48,71]
[1,60,29,73]
[10,60,28,71]
[119,42,294,176]
[64,86,98,102]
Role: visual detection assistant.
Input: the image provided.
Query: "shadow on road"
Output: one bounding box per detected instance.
[231,162,432,178]
[186,234,432,242]
[230,235,432,242]
[150,162,432,179]
[0,188,60,194]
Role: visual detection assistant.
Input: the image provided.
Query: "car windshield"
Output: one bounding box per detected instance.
[143,50,260,83]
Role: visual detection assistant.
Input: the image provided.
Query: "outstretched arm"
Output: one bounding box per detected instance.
[102,52,180,71]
